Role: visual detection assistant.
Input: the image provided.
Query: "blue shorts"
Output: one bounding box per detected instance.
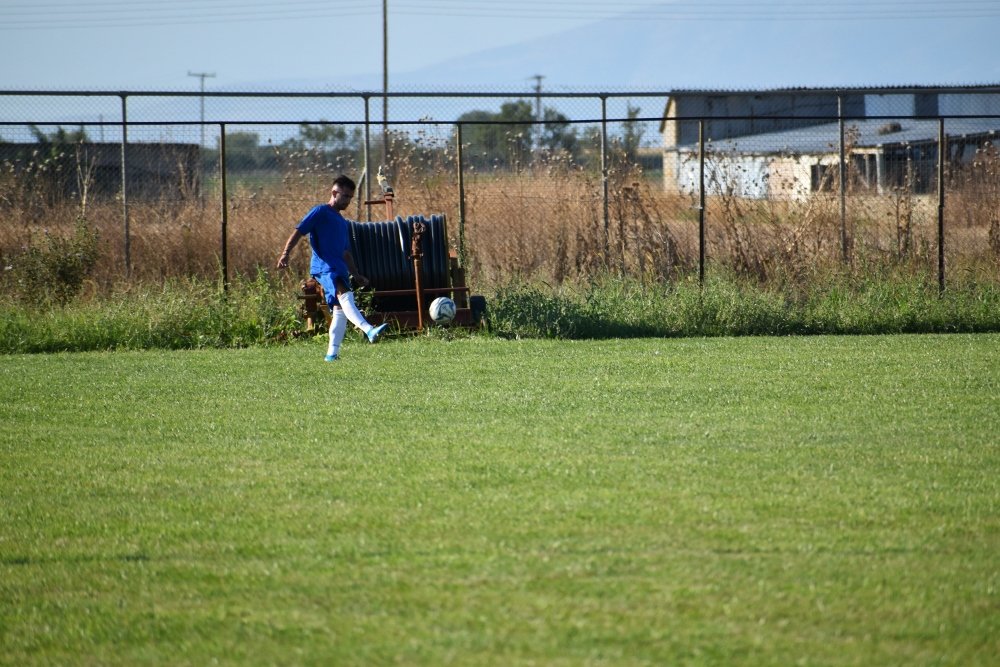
[313,271,348,310]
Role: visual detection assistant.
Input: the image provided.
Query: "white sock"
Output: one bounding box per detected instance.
[328,308,347,356]
[337,291,372,334]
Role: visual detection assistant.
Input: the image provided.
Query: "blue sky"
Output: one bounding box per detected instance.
[2,0,999,93]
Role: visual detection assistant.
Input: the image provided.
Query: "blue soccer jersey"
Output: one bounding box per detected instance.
[295,204,352,279]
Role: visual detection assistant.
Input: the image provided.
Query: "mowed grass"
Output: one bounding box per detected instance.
[1,334,998,666]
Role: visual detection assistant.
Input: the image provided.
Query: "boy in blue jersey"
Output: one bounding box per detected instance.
[276,175,388,361]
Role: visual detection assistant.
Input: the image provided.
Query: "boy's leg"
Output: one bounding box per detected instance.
[337,292,389,343]
[336,280,388,343]
[336,289,373,334]
[327,307,347,360]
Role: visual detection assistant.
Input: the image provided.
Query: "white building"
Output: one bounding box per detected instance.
[660,86,1000,199]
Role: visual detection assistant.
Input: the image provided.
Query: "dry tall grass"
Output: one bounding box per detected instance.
[2,152,998,299]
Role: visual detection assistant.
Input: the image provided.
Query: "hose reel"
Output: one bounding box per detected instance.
[349,214,450,292]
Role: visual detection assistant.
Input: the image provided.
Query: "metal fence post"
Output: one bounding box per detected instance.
[363,94,372,221]
[219,123,229,291]
[938,118,946,294]
[456,122,467,268]
[600,95,610,268]
[699,118,706,287]
[838,94,848,264]
[119,93,130,278]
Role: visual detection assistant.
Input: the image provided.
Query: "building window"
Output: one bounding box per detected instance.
[811,164,834,192]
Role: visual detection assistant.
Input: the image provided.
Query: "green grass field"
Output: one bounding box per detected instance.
[2,334,998,666]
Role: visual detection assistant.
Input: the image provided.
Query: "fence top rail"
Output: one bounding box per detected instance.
[0,90,672,99]
[2,85,1000,99]
[3,114,1000,129]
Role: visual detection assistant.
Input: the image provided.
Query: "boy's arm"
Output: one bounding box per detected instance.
[276,230,303,269]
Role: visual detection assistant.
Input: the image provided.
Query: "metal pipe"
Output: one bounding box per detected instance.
[600,95,609,268]
[119,94,130,278]
[456,123,467,268]
[220,123,229,291]
[838,94,848,264]
[411,220,426,330]
[699,119,706,287]
[363,95,372,221]
[938,118,946,294]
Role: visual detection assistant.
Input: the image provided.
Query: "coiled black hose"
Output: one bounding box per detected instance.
[349,214,450,292]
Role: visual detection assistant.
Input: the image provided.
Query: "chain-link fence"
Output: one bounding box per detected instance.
[2,87,998,293]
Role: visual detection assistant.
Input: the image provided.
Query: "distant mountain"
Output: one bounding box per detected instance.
[227,2,999,94]
[10,3,997,132]
[383,3,1000,91]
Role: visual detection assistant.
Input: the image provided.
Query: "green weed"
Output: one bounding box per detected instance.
[484,272,1000,340]
[1,216,99,305]
[3,271,1000,353]
[0,272,301,353]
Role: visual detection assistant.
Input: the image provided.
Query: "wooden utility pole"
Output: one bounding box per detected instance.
[187,71,216,149]
[382,0,389,167]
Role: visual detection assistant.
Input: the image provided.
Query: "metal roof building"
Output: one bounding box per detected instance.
[659,86,1000,199]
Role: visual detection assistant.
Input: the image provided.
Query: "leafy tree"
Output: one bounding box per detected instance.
[539,108,579,158]
[292,122,361,155]
[11,126,95,204]
[276,122,362,173]
[298,123,348,150]
[199,131,276,173]
[26,124,90,169]
[223,131,267,171]
[457,100,534,170]
[620,103,645,164]
[29,124,89,145]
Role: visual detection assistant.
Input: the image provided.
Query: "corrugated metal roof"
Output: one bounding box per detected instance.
[657,85,1000,133]
[672,118,1000,155]
[667,84,1000,96]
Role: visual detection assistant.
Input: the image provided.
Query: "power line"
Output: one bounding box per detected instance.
[1,0,374,15]
[6,0,998,8]
[1,0,996,29]
[0,7,380,28]
[395,0,1000,9]
[394,0,999,20]
[0,0,374,9]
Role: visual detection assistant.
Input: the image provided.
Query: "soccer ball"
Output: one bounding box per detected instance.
[428,296,457,324]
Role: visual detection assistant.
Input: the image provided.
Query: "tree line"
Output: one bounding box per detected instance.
[204,99,647,174]
[7,100,650,179]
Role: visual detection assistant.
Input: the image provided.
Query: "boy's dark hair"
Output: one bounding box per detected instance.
[333,174,356,192]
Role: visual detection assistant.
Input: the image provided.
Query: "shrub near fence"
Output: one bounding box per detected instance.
[1,88,999,305]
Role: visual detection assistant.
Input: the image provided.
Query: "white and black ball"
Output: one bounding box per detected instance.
[428,296,457,324]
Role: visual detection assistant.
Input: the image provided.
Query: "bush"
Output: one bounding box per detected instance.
[3,217,99,305]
